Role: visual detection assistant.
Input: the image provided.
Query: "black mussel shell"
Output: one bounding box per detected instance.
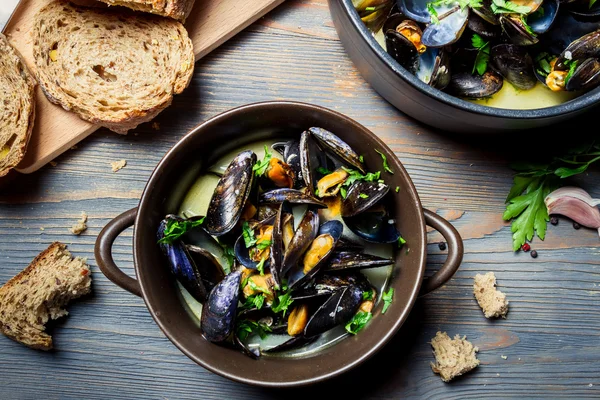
[303,285,363,338]
[205,150,256,236]
[261,336,317,354]
[472,0,499,25]
[491,44,537,90]
[200,271,242,343]
[324,251,394,272]
[343,207,401,244]
[281,209,320,277]
[308,127,366,174]
[528,0,559,34]
[185,245,226,292]
[542,14,600,56]
[555,29,600,69]
[446,71,503,98]
[166,241,210,303]
[385,29,420,74]
[566,57,600,91]
[341,180,390,218]
[499,15,539,46]
[272,140,304,189]
[398,0,432,23]
[259,188,326,208]
[418,48,451,90]
[287,220,344,289]
[467,9,501,38]
[269,202,286,287]
[336,237,365,252]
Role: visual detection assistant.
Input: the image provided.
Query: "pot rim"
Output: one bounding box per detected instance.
[133,101,428,387]
[337,0,600,120]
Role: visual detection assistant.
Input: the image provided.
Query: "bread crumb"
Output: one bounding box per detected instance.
[152,122,160,130]
[589,384,594,387]
[111,159,127,172]
[69,212,88,235]
[430,331,479,382]
[39,227,44,231]
[473,272,509,318]
[49,161,58,167]
[501,355,507,360]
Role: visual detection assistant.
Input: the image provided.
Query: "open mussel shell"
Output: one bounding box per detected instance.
[472,0,499,25]
[308,127,366,174]
[281,209,319,277]
[292,272,370,300]
[269,202,286,287]
[385,29,420,74]
[271,140,304,189]
[343,205,401,244]
[205,150,256,236]
[416,48,451,89]
[200,270,242,343]
[421,5,468,47]
[491,44,537,90]
[542,13,600,56]
[185,245,226,292]
[261,336,317,354]
[467,9,501,38]
[234,214,276,270]
[164,241,210,303]
[398,0,432,23]
[446,70,503,98]
[567,0,600,21]
[499,15,539,46]
[336,237,365,252]
[528,0,559,34]
[566,57,600,91]
[299,130,323,196]
[555,29,600,69]
[324,251,394,271]
[303,285,363,338]
[181,222,232,273]
[342,180,390,218]
[287,220,344,289]
[259,188,326,208]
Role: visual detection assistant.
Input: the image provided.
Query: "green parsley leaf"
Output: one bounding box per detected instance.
[395,186,400,192]
[359,193,369,199]
[521,16,535,36]
[564,60,579,85]
[236,319,272,341]
[315,188,320,197]
[241,294,265,310]
[317,167,333,175]
[340,186,348,199]
[471,34,490,75]
[345,311,373,334]
[342,167,381,188]
[242,221,257,248]
[382,288,394,314]
[555,155,600,178]
[271,291,294,317]
[157,217,205,244]
[398,235,407,248]
[375,149,394,174]
[359,155,364,163]
[471,33,486,49]
[252,145,272,177]
[362,289,374,301]
[256,257,266,275]
[591,0,597,8]
[255,240,272,251]
[218,241,234,274]
[427,3,439,23]
[491,0,531,14]
[247,278,271,295]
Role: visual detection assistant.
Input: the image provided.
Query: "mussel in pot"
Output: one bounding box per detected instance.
[490,44,537,90]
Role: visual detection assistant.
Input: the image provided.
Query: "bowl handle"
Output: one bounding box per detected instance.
[418,208,464,297]
[94,207,142,297]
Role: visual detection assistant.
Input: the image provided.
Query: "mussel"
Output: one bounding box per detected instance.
[200,270,242,342]
[259,188,326,208]
[281,208,320,277]
[303,285,363,338]
[324,251,394,271]
[205,150,256,236]
[308,127,366,173]
[491,44,537,90]
[341,180,390,217]
[446,70,503,98]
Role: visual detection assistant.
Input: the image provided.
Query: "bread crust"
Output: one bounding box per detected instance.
[0,34,36,177]
[95,0,196,22]
[32,1,195,134]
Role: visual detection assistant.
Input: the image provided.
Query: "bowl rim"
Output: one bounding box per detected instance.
[337,0,600,119]
[133,101,429,387]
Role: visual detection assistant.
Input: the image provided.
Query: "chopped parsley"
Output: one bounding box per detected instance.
[236,319,272,341]
[158,217,205,244]
[382,288,394,314]
[491,0,531,14]
[345,311,373,334]
[341,167,381,187]
[340,186,348,199]
[564,60,579,85]
[395,186,400,192]
[397,235,407,248]
[471,34,491,76]
[362,289,374,301]
[242,294,265,310]
[317,167,333,175]
[375,149,394,174]
[271,291,294,317]
[247,278,271,295]
[426,0,482,24]
[242,221,257,248]
[359,155,364,163]
[535,52,554,77]
[255,240,272,251]
[359,193,369,199]
[256,257,266,275]
[252,145,272,176]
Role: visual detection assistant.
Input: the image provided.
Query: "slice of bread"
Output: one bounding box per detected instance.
[32,1,195,134]
[430,331,479,382]
[95,0,196,22]
[473,272,509,318]
[0,34,36,177]
[0,242,92,350]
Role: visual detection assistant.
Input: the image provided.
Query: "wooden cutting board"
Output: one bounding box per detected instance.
[4,0,283,174]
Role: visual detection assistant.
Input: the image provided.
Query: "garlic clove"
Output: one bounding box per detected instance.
[545,186,600,237]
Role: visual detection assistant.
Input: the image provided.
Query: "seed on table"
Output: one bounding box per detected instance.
[521,243,531,252]
[438,242,447,251]
[550,216,558,225]
[530,250,538,258]
[573,222,581,230]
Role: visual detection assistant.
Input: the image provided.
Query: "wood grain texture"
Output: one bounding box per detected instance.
[3,0,283,174]
[1,0,600,398]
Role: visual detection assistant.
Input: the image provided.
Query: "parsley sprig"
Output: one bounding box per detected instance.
[242,221,257,248]
[564,59,579,85]
[503,140,600,251]
[471,34,490,76]
[236,319,272,341]
[375,149,394,174]
[253,145,272,176]
[158,217,205,244]
[271,291,294,316]
[340,167,381,199]
[426,0,482,24]
[382,288,394,314]
[345,311,373,334]
[491,0,531,14]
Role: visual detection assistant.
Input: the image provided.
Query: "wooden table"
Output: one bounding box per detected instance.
[1,1,599,398]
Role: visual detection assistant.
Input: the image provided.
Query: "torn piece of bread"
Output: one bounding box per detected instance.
[70,212,88,235]
[0,243,91,350]
[95,0,196,22]
[32,1,195,134]
[0,33,36,177]
[473,272,509,318]
[111,159,127,172]
[431,331,480,382]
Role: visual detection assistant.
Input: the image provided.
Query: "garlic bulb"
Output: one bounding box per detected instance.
[545,186,600,238]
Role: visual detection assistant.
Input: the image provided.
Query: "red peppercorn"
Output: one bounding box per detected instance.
[521,243,531,252]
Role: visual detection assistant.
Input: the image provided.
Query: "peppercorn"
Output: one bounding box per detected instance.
[530,250,538,258]
[438,242,447,251]
[550,216,558,226]
[573,222,581,230]
[521,243,531,252]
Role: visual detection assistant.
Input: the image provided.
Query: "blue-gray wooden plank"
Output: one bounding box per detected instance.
[0,0,599,398]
